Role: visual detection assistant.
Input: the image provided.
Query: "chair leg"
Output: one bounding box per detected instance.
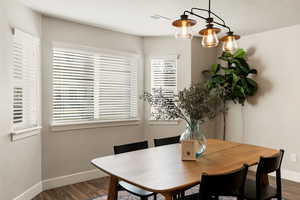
[153,194,157,200]
[180,191,185,198]
[140,196,148,200]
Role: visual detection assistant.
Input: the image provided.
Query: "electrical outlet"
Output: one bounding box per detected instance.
[289,153,297,163]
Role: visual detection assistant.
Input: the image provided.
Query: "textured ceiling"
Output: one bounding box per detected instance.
[20,0,300,36]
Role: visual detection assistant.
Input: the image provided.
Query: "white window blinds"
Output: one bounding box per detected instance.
[52,47,138,125]
[150,56,177,118]
[12,29,40,131]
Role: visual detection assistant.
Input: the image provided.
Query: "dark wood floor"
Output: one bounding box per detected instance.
[33,173,300,200]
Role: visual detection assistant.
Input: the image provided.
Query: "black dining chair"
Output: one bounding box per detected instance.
[154,135,184,199]
[181,164,249,200]
[245,149,284,200]
[113,141,157,200]
[154,135,180,147]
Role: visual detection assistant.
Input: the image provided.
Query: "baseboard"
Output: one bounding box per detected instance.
[280,169,300,183]
[13,181,43,200]
[249,166,300,183]
[43,169,107,191]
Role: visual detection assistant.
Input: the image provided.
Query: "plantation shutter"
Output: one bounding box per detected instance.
[52,48,95,123]
[12,29,40,131]
[52,47,138,124]
[95,54,137,121]
[150,56,177,118]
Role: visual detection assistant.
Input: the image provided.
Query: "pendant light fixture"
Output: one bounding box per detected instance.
[199,24,220,48]
[172,0,240,51]
[220,31,240,52]
[172,14,196,39]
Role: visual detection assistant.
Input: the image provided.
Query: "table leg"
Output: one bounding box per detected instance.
[262,174,269,185]
[161,192,173,200]
[107,175,119,200]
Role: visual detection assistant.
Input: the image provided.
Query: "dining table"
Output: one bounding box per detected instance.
[91,138,278,200]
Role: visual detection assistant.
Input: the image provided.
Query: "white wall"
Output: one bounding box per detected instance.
[41,16,145,180]
[225,24,300,173]
[0,1,42,200]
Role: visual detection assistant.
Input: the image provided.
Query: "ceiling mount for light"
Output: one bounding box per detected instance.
[150,14,172,21]
[172,0,240,52]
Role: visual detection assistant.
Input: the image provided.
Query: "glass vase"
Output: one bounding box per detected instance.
[180,121,207,159]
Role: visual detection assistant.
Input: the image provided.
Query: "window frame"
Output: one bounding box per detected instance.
[50,42,141,131]
[148,55,179,124]
[10,28,41,141]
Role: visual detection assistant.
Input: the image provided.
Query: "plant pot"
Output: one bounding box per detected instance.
[180,121,207,160]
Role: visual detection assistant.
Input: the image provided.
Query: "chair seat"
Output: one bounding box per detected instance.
[244,179,277,200]
[119,181,154,197]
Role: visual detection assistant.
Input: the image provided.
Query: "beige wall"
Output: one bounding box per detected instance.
[191,37,218,139]
[191,37,217,84]
[41,16,145,180]
[225,24,300,172]
[0,1,42,200]
[142,36,218,144]
[142,37,191,144]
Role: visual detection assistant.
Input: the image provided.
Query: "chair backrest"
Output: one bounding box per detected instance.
[256,149,284,199]
[199,164,249,200]
[113,141,149,154]
[154,136,180,147]
[257,149,284,175]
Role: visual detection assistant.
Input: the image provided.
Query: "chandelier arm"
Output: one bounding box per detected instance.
[191,8,210,13]
[212,21,231,32]
[189,8,227,26]
[183,10,207,21]
[210,11,226,26]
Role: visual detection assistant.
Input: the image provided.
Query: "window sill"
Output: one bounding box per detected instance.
[147,120,181,126]
[51,119,140,132]
[11,126,42,141]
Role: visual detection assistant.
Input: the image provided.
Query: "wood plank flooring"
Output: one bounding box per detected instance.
[32,173,300,200]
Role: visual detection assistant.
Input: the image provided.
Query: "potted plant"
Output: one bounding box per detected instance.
[206,48,258,139]
[142,83,225,159]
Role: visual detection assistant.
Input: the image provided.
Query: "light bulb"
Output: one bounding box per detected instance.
[222,36,238,52]
[175,21,193,39]
[201,29,219,48]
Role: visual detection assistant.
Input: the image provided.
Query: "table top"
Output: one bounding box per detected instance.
[91,139,278,193]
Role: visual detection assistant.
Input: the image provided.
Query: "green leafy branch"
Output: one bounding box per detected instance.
[207,48,258,105]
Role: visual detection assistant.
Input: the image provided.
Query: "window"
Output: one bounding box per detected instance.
[12,29,40,132]
[150,56,177,119]
[52,47,138,125]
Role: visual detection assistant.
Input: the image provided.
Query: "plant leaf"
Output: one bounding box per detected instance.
[211,64,220,74]
[232,73,240,84]
[222,51,233,58]
[233,49,246,59]
[246,78,258,88]
[249,69,258,74]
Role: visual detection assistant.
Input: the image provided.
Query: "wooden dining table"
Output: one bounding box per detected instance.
[91,139,278,200]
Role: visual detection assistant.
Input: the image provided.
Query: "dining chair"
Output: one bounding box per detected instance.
[154,135,184,199]
[244,149,284,200]
[154,135,180,147]
[180,164,249,200]
[113,141,157,200]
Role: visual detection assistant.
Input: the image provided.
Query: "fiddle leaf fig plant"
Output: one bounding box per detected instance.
[206,48,259,140]
[207,48,258,105]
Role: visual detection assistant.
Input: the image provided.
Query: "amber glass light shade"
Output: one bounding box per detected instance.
[199,26,221,48]
[221,33,240,52]
[172,15,196,39]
